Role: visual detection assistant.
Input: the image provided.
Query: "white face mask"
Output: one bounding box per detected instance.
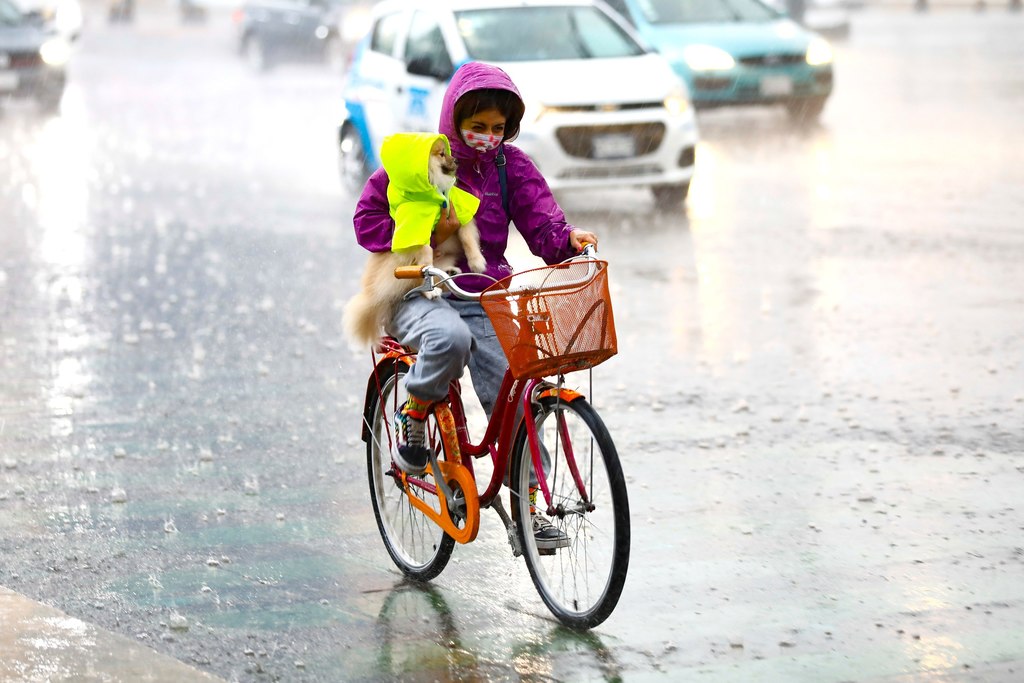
[461,129,502,152]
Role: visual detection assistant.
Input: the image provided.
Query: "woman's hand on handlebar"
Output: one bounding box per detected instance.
[569,229,598,252]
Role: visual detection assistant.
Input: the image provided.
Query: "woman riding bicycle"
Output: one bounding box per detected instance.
[352,62,597,547]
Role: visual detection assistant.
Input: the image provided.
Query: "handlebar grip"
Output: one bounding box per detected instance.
[394,265,425,279]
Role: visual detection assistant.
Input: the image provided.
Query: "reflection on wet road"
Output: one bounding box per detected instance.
[2,5,1023,682]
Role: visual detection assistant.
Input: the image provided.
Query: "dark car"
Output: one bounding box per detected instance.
[0,0,69,112]
[233,0,346,72]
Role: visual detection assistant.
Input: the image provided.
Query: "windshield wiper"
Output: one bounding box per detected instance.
[566,11,593,59]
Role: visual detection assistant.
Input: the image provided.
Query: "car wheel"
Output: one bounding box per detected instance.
[243,35,271,72]
[651,182,690,211]
[338,125,369,194]
[786,96,827,125]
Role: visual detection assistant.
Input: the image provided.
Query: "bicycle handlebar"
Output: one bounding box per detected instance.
[395,243,599,302]
[394,266,425,280]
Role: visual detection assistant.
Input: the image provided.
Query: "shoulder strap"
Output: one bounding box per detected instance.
[496,144,509,217]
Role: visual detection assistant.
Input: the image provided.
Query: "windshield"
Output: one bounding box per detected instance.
[0,0,23,25]
[455,6,645,62]
[634,0,781,24]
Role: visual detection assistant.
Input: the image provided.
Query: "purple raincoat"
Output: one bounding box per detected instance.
[353,62,577,293]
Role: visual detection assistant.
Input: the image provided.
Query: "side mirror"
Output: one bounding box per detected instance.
[406,56,452,82]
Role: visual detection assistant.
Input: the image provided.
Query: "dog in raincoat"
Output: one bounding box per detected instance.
[344,133,485,348]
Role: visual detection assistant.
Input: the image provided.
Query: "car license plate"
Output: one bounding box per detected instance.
[760,75,793,97]
[591,133,635,160]
[0,70,18,92]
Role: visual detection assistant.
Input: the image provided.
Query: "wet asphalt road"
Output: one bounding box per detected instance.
[2,5,1024,682]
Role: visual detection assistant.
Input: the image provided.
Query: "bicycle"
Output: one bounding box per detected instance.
[360,245,630,629]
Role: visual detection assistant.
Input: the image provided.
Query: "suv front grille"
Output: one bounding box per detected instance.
[559,164,663,180]
[555,123,666,159]
[739,53,805,67]
[545,101,663,114]
[8,52,44,68]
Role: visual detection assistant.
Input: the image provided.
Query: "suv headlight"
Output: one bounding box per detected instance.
[682,44,735,72]
[663,84,690,116]
[40,38,72,66]
[806,38,833,66]
[522,98,549,123]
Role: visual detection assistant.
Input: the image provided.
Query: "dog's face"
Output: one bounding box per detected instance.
[427,139,458,192]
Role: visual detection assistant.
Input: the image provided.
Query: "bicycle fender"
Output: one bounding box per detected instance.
[406,460,480,544]
[538,387,584,402]
[361,353,414,443]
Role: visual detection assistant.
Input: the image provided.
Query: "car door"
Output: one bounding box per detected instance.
[397,9,454,133]
[346,9,413,163]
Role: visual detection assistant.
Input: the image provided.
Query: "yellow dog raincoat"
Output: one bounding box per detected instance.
[380,133,480,253]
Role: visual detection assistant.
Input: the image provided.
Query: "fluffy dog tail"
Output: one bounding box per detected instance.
[342,291,383,349]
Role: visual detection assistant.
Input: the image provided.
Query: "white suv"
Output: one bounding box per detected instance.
[337,0,699,206]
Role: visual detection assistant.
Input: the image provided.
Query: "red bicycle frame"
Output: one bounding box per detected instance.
[365,341,593,519]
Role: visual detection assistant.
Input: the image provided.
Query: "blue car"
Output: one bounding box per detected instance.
[602,0,834,121]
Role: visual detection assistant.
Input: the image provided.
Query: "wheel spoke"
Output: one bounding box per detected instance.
[367,366,453,580]
[514,398,629,628]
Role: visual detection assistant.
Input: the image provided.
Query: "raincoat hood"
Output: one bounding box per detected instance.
[439,62,523,163]
[380,132,480,253]
[355,64,576,293]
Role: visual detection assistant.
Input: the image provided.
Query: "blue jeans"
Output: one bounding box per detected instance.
[386,295,504,415]
[387,295,546,487]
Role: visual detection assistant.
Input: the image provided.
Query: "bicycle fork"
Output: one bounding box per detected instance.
[488,380,595,559]
[523,379,592,517]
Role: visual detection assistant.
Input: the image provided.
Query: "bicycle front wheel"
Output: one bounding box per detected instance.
[511,396,630,629]
[366,361,454,581]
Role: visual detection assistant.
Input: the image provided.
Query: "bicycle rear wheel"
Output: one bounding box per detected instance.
[366,361,455,581]
[511,396,630,629]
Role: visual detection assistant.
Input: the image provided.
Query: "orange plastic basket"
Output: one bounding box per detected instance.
[480,259,617,379]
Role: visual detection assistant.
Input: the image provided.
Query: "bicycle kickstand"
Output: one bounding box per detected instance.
[486,496,522,558]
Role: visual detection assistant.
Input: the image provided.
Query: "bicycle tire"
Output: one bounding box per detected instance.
[366,361,455,581]
[511,396,630,629]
